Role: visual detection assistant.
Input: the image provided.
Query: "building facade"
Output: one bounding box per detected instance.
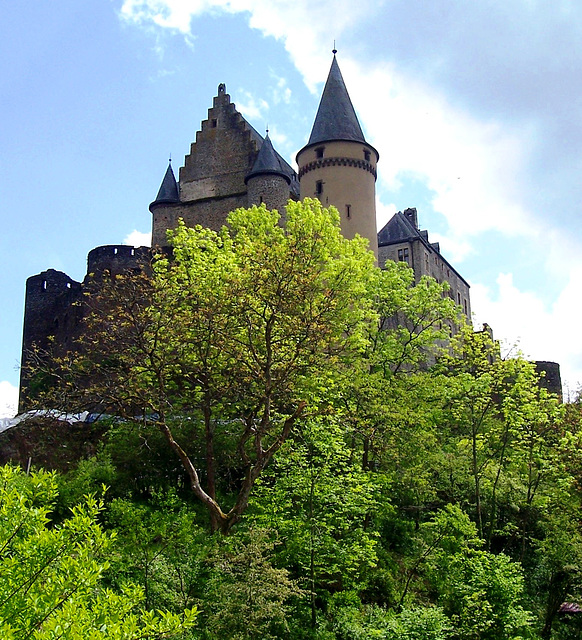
[19,55,472,411]
[378,207,471,318]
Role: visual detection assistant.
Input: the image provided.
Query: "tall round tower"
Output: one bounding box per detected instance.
[296,54,378,257]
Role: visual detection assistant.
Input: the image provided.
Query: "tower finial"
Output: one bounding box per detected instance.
[266,124,269,136]
[332,40,337,55]
[169,152,172,164]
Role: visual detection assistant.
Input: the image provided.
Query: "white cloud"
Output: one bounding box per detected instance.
[271,75,292,105]
[375,198,397,232]
[235,90,269,123]
[0,381,18,419]
[119,0,369,90]
[124,230,152,247]
[471,268,582,392]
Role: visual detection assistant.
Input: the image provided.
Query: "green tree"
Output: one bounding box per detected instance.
[250,416,379,628]
[201,528,303,640]
[417,506,533,640]
[0,465,197,639]
[31,200,376,534]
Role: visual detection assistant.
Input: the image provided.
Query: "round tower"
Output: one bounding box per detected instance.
[296,54,378,257]
[245,134,291,213]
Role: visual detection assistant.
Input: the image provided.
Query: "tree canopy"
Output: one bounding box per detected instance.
[18,200,581,639]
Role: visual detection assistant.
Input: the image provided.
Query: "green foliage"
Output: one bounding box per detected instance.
[22,201,582,638]
[200,528,303,639]
[250,416,379,632]
[104,493,208,613]
[418,507,533,640]
[0,465,197,639]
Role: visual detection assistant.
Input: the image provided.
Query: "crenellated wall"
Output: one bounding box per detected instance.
[19,246,151,411]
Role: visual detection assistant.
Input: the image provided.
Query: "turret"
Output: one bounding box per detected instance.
[296,53,378,257]
[150,161,180,247]
[245,134,291,213]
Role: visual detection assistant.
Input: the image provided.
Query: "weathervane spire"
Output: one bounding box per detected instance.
[332,40,337,55]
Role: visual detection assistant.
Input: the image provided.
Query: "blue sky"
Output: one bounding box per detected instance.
[2,1,582,416]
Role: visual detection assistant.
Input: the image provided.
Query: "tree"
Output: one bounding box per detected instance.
[31,200,376,533]
[0,465,197,639]
[201,528,303,639]
[250,416,379,628]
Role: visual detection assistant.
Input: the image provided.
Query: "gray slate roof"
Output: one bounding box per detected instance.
[152,162,179,204]
[377,211,419,245]
[308,55,366,146]
[245,123,299,198]
[245,134,290,184]
[378,211,469,287]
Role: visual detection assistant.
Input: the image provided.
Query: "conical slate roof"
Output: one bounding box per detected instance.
[152,162,179,205]
[245,134,290,184]
[307,55,366,146]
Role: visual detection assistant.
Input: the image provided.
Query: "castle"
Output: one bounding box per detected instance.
[19,54,473,412]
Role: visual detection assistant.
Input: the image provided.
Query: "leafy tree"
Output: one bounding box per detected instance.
[29,200,376,534]
[250,416,379,628]
[416,506,533,640]
[0,465,197,639]
[200,528,303,640]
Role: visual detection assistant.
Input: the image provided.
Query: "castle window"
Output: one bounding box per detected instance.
[259,196,264,204]
[316,146,325,159]
[131,248,135,256]
[42,280,47,290]
[315,180,323,195]
[346,204,351,219]
[363,149,371,162]
[464,299,468,314]
[457,292,461,304]
[66,283,71,289]
[114,248,118,255]
[397,248,410,264]
[211,119,217,128]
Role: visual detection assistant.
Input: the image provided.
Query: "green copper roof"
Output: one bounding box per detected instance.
[307,55,366,146]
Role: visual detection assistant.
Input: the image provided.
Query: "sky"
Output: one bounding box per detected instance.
[2,0,582,417]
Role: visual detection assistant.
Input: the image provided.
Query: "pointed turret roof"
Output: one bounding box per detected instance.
[151,162,179,208]
[307,55,366,146]
[245,134,291,184]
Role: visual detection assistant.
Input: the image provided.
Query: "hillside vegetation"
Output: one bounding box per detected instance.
[9,201,582,639]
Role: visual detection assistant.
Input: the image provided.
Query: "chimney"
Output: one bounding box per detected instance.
[403,207,418,229]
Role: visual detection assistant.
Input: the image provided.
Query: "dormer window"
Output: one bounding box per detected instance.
[316,147,325,159]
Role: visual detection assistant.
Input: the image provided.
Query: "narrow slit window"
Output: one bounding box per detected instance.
[315,180,323,195]
[346,204,351,219]
[211,119,217,128]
